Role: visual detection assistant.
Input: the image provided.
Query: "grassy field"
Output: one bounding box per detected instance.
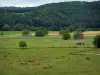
[0,31,21,35]
[1,31,100,36]
[0,31,100,75]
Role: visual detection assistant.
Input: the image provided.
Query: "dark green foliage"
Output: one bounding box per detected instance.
[73,30,82,40]
[0,1,100,30]
[19,41,27,48]
[86,57,90,60]
[67,26,75,32]
[35,28,48,37]
[62,33,71,40]
[22,29,30,36]
[93,35,100,48]
[35,30,45,37]
[61,29,71,40]
[14,24,24,31]
[59,29,65,35]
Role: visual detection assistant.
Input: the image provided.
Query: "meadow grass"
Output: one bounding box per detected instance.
[0,33,100,75]
[0,31,21,35]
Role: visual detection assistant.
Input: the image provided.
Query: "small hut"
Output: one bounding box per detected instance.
[76,34,84,45]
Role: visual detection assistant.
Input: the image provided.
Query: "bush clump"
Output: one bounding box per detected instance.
[93,35,100,48]
[86,57,90,60]
[19,41,27,48]
[60,29,71,40]
[35,29,48,37]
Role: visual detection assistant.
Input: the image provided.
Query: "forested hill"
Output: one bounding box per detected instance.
[0,1,100,31]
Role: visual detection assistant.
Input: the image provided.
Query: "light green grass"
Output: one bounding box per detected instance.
[0,34,100,75]
[0,31,21,35]
[0,31,35,35]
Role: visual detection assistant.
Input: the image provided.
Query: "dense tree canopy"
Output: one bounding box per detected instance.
[0,1,100,31]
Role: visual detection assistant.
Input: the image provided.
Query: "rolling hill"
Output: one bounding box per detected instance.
[0,1,100,30]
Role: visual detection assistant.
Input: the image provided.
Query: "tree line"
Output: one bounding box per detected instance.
[0,1,100,31]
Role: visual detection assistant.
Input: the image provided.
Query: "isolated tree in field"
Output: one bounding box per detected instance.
[19,41,27,48]
[22,29,30,36]
[60,29,71,40]
[93,35,100,48]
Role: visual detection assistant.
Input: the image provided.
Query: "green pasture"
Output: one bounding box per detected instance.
[0,31,21,35]
[0,31,58,35]
[0,32,100,75]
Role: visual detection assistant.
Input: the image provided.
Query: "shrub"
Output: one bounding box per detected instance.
[62,33,71,40]
[93,35,100,48]
[73,30,82,40]
[22,29,30,36]
[19,41,27,48]
[35,29,48,37]
[60,29,71,40]
[86,57,90,60]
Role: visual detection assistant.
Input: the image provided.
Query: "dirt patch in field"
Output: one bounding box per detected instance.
[48,32,59,36]
[48,31,100,36]
[83,31,100,35]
